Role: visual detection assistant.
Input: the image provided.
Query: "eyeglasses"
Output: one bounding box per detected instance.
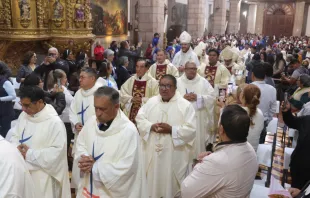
[159,84,173,90]
[19,101,37,109]
[48,53,57,57]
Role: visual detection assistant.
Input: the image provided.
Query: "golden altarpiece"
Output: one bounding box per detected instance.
[0,0,95,75]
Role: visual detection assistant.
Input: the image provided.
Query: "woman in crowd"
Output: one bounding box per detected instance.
[264,62,276,87]
[46,69,74,166]
[23,73,65,115]
[144,43,153,60]
[289,74,310,113]
[0,61,16,138]
[218,83,264,151]
[62,49,76,80]
[116,56,131,89]
[96,62,118,90]
[239,84,264,151]
[260,51,267,62]
[16,51,37,84]
[273,53,286,78]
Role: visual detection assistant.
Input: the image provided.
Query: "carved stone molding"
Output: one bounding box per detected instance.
[3,0,12,28]
[36,0,44,28]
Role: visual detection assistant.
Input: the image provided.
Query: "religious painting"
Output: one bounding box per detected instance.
[91,0,128,36]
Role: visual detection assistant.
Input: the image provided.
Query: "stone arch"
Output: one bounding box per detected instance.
[266,3,294,15]
[263,3,295,36]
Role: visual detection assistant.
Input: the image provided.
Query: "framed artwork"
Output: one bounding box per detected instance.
[91,0,128,36]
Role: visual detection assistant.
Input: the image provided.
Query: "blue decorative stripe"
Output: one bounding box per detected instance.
[90,142,104,197]
[77,102,89,125]
[19,129,32,144]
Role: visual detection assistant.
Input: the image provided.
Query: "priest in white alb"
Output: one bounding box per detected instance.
[11,86,71,198]
[198,49,231,93]
[148,49,179,80]
[221,47,246,85]
[0,135,38,198]
[69,67,101,188]
[120,59,158,123]
[75,86,147,198]
[194,41,208,65]
[172,31,200,76]
[136,74,196,198]
[177,61,216,156]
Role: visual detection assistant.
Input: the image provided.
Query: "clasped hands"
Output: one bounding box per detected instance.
[78,155,95,174]
[132,96,142,104]
[151,123,172,134]
[17,144,29,159]
[184,93,197,102]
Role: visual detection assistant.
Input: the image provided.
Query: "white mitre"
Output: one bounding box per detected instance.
[221,48,234,60]
[179,31,191,44]
[194,41,207,57]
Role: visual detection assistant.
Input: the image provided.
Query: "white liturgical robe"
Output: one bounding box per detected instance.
[172,48,200,75]
[11,104,71,198]
[120,73,158,122]
[177,74,216,156]
[96,76,118,90]
[136,92,196,198]
[148,59,179,80]
[0,136,37,198]
[75,111,147,198]
[69,83,101,188]
[197,61,231,95]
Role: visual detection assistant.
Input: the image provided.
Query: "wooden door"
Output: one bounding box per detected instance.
[263,4,294,37]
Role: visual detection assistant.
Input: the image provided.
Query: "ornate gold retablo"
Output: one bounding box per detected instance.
[0,0,94,75]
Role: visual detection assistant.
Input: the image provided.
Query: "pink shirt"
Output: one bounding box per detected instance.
[181,142,258,198]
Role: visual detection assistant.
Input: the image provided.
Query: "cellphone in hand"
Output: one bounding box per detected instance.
[283,92,288,107]
[227,83,233,95]
[57,78,61,87]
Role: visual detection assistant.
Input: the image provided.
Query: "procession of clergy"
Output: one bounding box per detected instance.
[1,31,256,198]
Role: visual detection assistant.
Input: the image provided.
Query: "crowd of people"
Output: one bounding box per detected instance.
[0,31,310,198]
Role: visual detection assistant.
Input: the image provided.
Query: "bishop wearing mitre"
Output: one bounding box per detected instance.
[172,31,200,76]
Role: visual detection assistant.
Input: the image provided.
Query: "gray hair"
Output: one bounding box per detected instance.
[94,86,120,104]
[300,74,310,87]
[48,47,58,54]
[185,61,197,67]
[103,49,114,58]
[80,67,98,79]
[119,56,129,65]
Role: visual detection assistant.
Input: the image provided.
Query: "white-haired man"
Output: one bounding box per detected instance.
[172,31,200,76]
[34,47,69,90]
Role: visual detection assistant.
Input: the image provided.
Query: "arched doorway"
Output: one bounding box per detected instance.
[263,3,294,37]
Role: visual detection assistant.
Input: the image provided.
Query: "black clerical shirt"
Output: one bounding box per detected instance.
[98,119,114,131]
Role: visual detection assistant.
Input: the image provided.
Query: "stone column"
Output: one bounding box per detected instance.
[255,2,264,35]
[228,0,241,34]
[293,1,306,36]
[138,0,165,46]
[212,0,226,34]
[187,0,206,38]
[247,4,257,34]
[306,5,310,36]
